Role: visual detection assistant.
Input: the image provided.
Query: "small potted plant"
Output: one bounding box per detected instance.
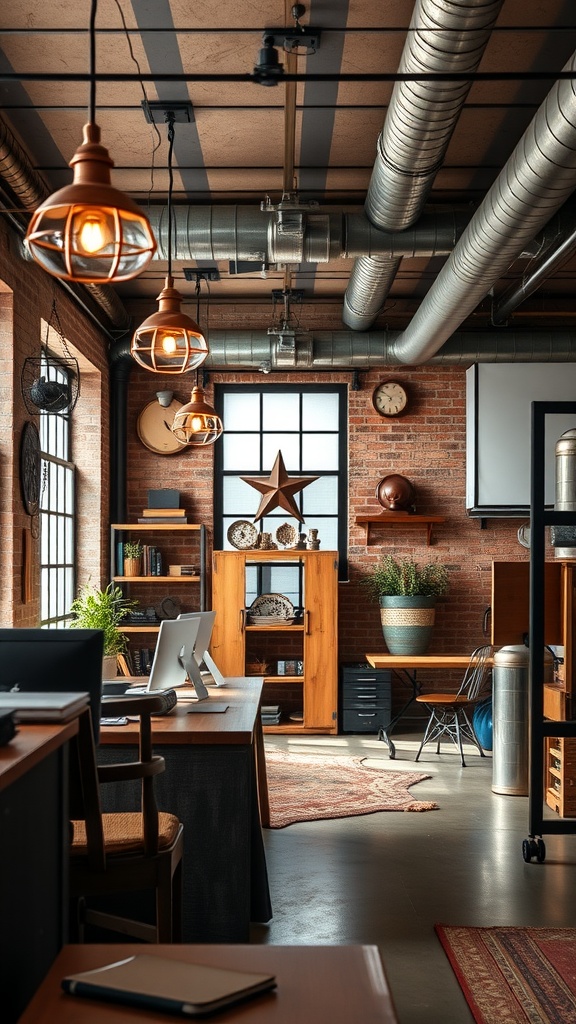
[123,539,143,577]
[364,554,449,655]
[70,582,136,678]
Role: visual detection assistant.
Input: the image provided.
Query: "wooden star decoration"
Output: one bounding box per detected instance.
[241,450,318,523]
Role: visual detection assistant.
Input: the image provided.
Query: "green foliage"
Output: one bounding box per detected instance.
[124,539,143,559]
[69,582,136,656]
[364,554,449,599]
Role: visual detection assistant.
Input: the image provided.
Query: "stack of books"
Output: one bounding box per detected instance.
[261,704,281,725]
[169,564,196,576]
[138,507,189,524]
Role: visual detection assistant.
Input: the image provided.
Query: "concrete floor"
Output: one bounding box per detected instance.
[251,728,576,1024]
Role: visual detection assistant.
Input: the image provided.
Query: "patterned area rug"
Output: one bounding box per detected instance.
[436,925,576,1023]
[264,747,438,828]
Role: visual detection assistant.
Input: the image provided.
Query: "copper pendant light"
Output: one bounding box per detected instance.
[131,115,208,374]
[25,1,156,284]
[172,385,223,447]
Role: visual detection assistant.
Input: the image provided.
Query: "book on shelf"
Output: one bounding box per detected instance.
[141,508,187,518]
[138,516,189,524]
[61,953,276,1018]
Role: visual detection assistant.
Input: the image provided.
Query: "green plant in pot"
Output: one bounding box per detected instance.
[123,539,143,577]
[70,582,136,678]
[364,554,449,655]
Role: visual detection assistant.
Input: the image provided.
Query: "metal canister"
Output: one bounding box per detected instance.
[552,427,576,558]
[492,645,553,795]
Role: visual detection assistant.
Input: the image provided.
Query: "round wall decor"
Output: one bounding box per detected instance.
[20,421,42,516]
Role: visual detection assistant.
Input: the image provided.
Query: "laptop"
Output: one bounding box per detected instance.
[177,611,227,689]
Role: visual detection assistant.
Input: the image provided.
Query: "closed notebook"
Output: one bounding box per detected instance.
[62,954,277,1017]
[0,691,89,722]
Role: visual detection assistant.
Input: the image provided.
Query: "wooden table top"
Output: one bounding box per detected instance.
[99,677,264,746]
[366,654,477,670]
[18,943,398,1024]
[0,719,78,793]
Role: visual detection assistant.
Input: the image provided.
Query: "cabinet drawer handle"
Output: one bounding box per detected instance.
[305,609,310,635]
[357,713,377,718]
[240,608,245,632]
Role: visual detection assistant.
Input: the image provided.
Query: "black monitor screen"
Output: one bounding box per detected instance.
[0,628,104,740]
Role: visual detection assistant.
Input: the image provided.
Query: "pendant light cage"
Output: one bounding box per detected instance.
[172,385,223,446]
[24,1,156,284]
[21,299,80,415]
[131,115,208,374]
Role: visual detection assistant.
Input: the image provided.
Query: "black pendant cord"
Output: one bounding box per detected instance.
[89,0,97,123]
[166,116,175,277]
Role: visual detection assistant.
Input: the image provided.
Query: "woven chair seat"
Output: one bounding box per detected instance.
[71,812,180,856]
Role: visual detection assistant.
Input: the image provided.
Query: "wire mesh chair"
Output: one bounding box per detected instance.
[414,645,493,767]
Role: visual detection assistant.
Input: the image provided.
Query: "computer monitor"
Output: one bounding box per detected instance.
[145,616,205,698]
[177,611,226,688]
[0,628,104,740]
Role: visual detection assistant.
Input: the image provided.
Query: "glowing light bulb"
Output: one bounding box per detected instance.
[76,212,107,254]
[161,334,178,355]
[191,415,204,432]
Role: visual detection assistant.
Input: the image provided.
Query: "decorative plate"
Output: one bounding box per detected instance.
[249,593,294,618]
[227,520,258,550]
[275,522,298,548]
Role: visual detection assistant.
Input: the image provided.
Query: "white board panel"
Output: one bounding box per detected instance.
[466,364,576,514]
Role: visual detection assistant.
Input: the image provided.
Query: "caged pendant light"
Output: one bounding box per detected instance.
[130,114,209,374]
[25,0,156,284]
[172,376,223,447]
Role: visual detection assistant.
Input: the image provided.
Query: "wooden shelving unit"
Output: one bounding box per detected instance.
[355,512,445,545]
[211,549,338,734]
[545,736,576,817]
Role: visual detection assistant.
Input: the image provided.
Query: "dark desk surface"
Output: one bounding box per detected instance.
[99,677,263,746]
[18,943,398,1024]
[0,719,78,792]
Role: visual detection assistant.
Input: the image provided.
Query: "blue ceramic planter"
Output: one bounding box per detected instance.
[379,596,436,655]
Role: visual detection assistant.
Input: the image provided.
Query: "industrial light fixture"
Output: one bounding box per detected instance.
[131,114,209,374]
[24,0,156,283]
[172,376,223,447]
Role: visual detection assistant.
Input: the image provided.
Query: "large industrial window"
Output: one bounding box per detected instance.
[39,358,75,627]
[214,383,348,579]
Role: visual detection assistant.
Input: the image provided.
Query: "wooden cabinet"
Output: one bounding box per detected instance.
[545,736,576,817]
[211,550,338,734]
[110,523,207,672]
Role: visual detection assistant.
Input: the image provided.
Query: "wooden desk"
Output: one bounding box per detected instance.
[98,678,272,943]
[365,654,477,758]
[18,943,398,1024]
[0,721,78,1024]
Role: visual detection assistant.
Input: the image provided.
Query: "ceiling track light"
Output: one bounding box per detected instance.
[24,0,155,284]
[131,111,209,374]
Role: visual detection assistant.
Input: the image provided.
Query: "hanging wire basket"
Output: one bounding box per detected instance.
[20,299,80,415]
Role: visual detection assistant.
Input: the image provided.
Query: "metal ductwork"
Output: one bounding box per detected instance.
[0,113,130,332]
[390,47,576,365]
[202,329,576,370]
[343,0,505,331]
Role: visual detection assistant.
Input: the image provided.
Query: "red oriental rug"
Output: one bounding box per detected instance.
[264,747,438,828]
[436,925,576,1023]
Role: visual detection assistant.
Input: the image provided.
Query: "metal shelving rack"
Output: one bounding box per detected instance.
[525,400,576,862]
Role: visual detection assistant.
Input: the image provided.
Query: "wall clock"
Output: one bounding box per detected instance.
[136,398,185,455]
[20,421,42,516]
[372,380,409,418]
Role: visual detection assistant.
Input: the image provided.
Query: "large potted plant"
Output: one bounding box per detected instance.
[70,582,135,679]
[364,554,449,655]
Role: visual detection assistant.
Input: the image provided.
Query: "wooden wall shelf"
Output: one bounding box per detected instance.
[355,512,446,546]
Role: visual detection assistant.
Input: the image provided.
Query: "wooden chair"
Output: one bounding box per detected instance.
[414,645,493,767]
[68,695,183,942]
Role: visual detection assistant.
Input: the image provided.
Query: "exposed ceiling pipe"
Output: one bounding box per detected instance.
[202,329,576,370]
[492,194,576,324]
[390,48,576,365]
[342,0,505,331]
[0,112,130,332]
[148,205,553,265]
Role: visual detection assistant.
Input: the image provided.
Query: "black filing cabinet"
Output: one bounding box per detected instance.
[340,663,392,733]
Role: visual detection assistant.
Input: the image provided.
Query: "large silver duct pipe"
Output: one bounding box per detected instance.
[203,329,576,370]
[0,113,130,332]
[391,48,576,365]
[343,0,504,331]
[148,207,472,264]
